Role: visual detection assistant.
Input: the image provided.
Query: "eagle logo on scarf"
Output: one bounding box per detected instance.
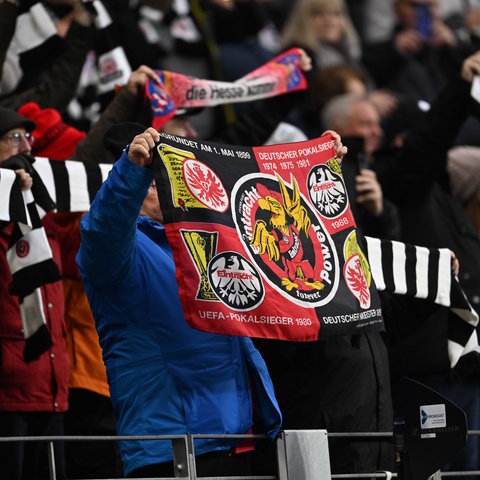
[232,173,339,307]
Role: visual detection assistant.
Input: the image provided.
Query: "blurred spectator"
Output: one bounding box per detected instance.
[280,0,362,72]
[447,145,480,236]
[0,0,95,113]
[17,101,124,478]
[98,0,171,70]
[0,106,69,480]
[255,93,400,477]
[205,0,277,82]
[262,0,294,32]
[362,0,470,105]
[255,328,394,475]
[322,49,480,476]
[278,0,403,140]
[74,64,160,165]
[147,0,226,136]
[312,65,369,111]
[346,0,396,44]
[321,94,402,240]
[18,102,86,158]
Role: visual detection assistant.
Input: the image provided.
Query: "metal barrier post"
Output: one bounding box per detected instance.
[172,437,190,477]
[47,441,56,480]
[185,435,197,480]
[276,430,331,480]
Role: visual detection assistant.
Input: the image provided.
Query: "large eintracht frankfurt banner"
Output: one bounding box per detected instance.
[152,133,384,341]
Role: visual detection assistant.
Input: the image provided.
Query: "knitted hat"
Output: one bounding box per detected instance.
[447,146,480,203]
[17,102,86,160]
[0,107,35,137]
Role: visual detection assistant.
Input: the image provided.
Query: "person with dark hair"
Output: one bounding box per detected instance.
[362,0,469,105]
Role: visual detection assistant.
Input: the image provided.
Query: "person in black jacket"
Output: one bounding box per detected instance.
[361,0,469,105]
[254,92,401,478]
[321,49,480,477]
[0,0,95,113]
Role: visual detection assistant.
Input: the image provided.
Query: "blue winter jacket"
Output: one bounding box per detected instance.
[76,152,282,476]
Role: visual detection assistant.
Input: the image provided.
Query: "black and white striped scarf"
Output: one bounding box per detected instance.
[67,0,132,125]
[0,168,29,226]
[2,1,131,123]
[2,157,479,373]
[365,236,479,376]
[32,156,112,211]
[1,157,112,361]
[1,159,60,362]
[0,2,60,96]
[88,0,132,97]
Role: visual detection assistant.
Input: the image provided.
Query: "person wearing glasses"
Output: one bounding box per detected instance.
[0,107,70,480]
[0,130,34,148]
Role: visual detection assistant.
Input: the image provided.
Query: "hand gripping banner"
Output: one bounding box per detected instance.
[151,133,385,341]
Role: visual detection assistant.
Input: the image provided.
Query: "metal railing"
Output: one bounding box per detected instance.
[1,430,479,479]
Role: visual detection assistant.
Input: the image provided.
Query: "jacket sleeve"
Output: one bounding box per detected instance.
[0,20,95,113]
[375,74,477,206]
[361,39,407,89]
[77,152,153,287]
[73,87,144,165]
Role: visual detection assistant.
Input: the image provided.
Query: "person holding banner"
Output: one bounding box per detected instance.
[73,47,316,478]
[77,119,347,477]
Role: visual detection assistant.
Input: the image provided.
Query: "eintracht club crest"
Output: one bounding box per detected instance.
[232,173,340,308]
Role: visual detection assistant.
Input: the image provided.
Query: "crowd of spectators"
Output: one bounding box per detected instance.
[2,0,480,479]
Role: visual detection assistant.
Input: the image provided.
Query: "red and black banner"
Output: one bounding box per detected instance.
[152,133,384,340]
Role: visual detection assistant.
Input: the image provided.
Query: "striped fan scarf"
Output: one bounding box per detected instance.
[88,0,131,96]
[145,47,308,130]
[1,159,60,362]
[0,168,29,225]
[365,236,480,375]
[1,157,111,361]
[3,157,479,373]
[32,156,111,211]
[68,0,132,125]
[0,2,60,96]
[2,1,131,120]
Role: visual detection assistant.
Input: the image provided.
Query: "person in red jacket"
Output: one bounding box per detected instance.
[17,100,124,479]
[0,107,69,480]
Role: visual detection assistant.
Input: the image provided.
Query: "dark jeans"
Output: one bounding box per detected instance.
[64,389,124,479]
[0,411,65,480]
[128,449,272,478]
